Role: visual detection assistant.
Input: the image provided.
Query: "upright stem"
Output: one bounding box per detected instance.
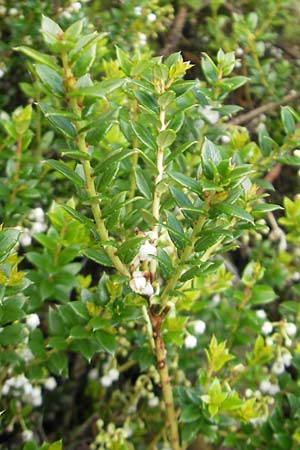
[10,133,23,202]
[149,307,181,450]
[61,53,129,278]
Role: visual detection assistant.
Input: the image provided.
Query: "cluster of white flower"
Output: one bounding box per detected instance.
[60,1,82,19]
[26,313,40,331]
[129,235,157,297]
[18,207,47,247]
[138,32,147,46]
[100,368,120,388]
[2,374,42,406]
[259,379,280,395]
[272,350,293,375]
[130,271,154,297]
[199,105,220,125]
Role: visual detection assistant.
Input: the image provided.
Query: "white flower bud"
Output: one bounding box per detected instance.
[101,375,112,387]
[29,207,45,223]
[72,2,82,11]
[221,135,230,144]
[108,368,119,382]
[148,396,159,407]
[9,8,18,15]
[193,320,206,335]
[256,309,267,319]
[31,386,42,406]
[130,275,147,294]
[26,313,40,331]
[31,221,47,234]
[281,352,292,367]
[245,388,253,398]
[259,380,271,393]
[266,337,274,346]
[134,6,142,15]
[44,377,57,391]
[272,360,285,375]
[139,241,157,262]
[269,383,280,395]
[22,430,34,442]
[88,368,99,380]
[261,321,273,335]
[142,282,154,297]
[285,322,297,337]
[184,335,197,349]
[147,13,156,22]
[236,47,244,56]
[212,294,221,305]
[139,33,147,46]
[19,229,32,247]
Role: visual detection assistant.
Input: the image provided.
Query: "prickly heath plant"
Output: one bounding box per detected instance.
[8,15,300,450]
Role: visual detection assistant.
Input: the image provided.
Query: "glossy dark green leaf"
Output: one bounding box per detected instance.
[35,64,64,95]
[131,122,157,151]
[135,167,152,199]
[46,160,84,186]
[70,78,125,98]
[166,211,187,251]
[14,46,61,72]
[81,248,113,267]
[281,106,295,134]
[215,202,253,223]
[168,171,201,194]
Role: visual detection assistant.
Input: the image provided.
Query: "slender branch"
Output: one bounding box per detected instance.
[61,53,129,278]
[149,306,181,450]
[10,133,23,202]
[161,5,188,57]
[229,90,299,125]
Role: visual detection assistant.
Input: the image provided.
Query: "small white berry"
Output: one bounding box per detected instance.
[221,135,230,144]
[281,352,292,367]
[269,383,280,395]
[259,380,271,393]
[245,388,253,398]
[236,47,244,56]
[88,368,98,380]
[72,2,82,11]
[184,335,197,349]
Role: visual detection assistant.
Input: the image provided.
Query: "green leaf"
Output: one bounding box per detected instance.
[116,46,132,75]
[95,148,137,172]
[41,16,63,48]
[0,324,25,346]
[65,19,85,40]
[81,248,113,267]
[157,129,176,149]
[202,138,221,167]
[94,330,116,354]
[281,106,295,134]
[168,171,201,194]
[62,205,96,232]
[131,122,157,151]
[252,203,283,213]
[180,405,202,423]
[35,64,63,95]
[46,160,84,187]
[165,141,196,164]
[14,46,61,72]
[135,167,152,199]
[0,229,19,262]
[70,78,125,98]
[72,44,96,77]
[48,441,63,450]
[39,104,76,138]
[251,285,277,305]
[117,236,145,264]
[215,202,253,223]
[165,211,187,251]
[48,352,68,377]
[201,53,218,83]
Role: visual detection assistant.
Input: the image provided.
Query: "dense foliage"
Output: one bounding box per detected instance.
[1,2,300,450]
